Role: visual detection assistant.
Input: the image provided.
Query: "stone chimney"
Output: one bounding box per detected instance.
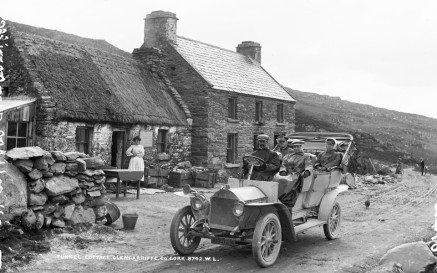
[143,10,178,47]
[236,41,261,63]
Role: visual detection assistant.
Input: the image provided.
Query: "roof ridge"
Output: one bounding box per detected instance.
[177,35,241,55]
[7,21,131,58]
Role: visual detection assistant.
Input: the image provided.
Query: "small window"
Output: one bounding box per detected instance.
[157,129,168,153]
[227,133,237,163]
[253,133,262,151]
[255,101,263,122]
[6,122,28,150]
[228,98,237,119]
[277,104,284,123]
[76,127,93,154]
[1,86,9,97]
[273,132,287,147]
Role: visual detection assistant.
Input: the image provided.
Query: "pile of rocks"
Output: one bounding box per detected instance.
[356,174,398,185]
[4,147,109,229]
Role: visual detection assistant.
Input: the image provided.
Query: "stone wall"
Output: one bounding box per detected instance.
[207,90,295,180]
[4,147,108,229]
[126,125,191,167]
[134,44,210,166]
[35,121,191,168]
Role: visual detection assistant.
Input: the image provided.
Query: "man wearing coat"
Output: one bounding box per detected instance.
[276,139,313,207]
[314,138,342,171]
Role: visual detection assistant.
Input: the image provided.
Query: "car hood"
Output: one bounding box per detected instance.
[212,186,268,204]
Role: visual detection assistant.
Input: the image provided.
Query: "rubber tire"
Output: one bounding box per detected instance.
[252,213,282,268]
[323,201,341,240]
[170,206,201,255]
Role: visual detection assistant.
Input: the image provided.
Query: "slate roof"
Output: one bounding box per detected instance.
[172,36,295,102]
[5,22,189,126]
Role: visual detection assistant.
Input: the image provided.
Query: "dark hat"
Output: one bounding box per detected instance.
[257,134,269,141]
[133,136,141,141]
[326,138,337,144]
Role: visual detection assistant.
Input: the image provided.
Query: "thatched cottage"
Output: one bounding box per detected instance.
[134,11,296,178]
[1,21,192,168]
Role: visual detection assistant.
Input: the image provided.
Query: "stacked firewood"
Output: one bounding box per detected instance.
[5,147,109,229]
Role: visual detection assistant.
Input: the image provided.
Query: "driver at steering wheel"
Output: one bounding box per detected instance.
[243,134,281,181]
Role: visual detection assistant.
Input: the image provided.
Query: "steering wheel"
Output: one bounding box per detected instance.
[242,155,266,167]
[242,156,266,180]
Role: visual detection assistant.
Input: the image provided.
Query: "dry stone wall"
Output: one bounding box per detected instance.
[5,147,109,229]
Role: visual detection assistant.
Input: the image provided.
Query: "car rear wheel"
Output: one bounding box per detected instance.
[252,213,282,268]
[323,201,341,240]
[170,206,201,255]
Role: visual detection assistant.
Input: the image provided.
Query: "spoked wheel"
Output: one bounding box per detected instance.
[170,206,201,255]
[252,213,282,268]
[323,201,342,240]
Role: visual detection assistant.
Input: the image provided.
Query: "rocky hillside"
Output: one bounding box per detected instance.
[285,87,437,173]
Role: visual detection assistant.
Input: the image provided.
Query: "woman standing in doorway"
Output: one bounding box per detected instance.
[126,136,145,181]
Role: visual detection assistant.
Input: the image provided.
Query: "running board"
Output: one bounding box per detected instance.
[294,219,325,234]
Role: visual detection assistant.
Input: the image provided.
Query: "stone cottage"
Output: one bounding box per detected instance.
[135,11,296,178]
[1,21,192,168]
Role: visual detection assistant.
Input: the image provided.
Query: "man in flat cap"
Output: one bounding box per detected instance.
[314,137,342,171]
[276,139,314,207]
[243,134,281,181]
[273,134,293,159]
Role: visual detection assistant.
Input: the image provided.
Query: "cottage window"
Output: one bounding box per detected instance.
[76,127,93,154]
[277,104,284,123]
[157,129,168,153]
[6,122,28,150]
[255,101,263,122]
[228,98,237,119]
[274,132,287,147]
[227,133,237,163]
[253,133,261,151]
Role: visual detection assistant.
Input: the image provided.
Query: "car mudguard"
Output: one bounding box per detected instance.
[243,203,296,243]
[273,203,296,242]
[318,185,348,222]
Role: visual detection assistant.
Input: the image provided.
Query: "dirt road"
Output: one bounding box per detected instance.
[13,169,437,273]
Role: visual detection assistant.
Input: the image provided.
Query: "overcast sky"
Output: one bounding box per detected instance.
[2,0,437,119]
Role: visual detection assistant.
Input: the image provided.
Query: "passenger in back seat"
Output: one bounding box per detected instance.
[276,140,313,207]
[314,138,342,171]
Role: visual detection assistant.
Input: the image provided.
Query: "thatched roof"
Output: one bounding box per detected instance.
[6,21,189,126]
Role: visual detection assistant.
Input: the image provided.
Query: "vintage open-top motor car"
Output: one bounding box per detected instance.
[170,132,354,267]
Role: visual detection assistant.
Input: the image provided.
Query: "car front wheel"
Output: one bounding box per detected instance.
[323,201,341,240]
[170,206,201,255]
[252,213,282,268]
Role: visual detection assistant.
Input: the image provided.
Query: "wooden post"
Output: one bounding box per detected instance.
[369,158,377,174]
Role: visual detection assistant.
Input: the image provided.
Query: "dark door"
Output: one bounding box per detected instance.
[111,131,125,168]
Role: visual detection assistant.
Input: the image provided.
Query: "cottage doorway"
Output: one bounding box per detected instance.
[111,131,125,168]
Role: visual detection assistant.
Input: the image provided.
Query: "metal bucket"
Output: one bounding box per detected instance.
[105,202,120,225]
[122,213,138,230]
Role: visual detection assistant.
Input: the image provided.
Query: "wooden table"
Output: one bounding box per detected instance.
[103,169,144,199]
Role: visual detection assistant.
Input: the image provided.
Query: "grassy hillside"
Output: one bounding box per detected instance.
[285,87,437,173]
